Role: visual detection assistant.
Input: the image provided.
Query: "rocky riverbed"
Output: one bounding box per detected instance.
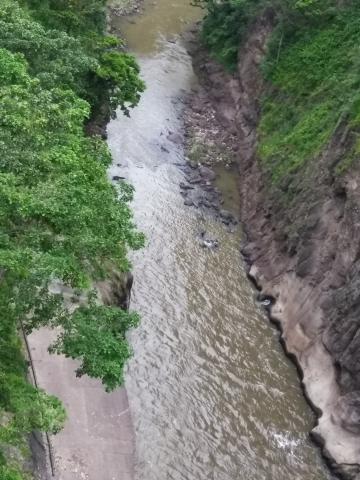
[108,0,144,17]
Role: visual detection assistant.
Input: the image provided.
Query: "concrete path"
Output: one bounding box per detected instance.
[29,328,135,480]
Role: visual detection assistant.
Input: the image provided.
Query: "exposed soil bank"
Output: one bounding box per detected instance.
[185,12,360,480]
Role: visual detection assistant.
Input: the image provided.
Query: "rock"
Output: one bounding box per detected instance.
[188,176,202,185]
[295,245,314,278]
[179,182,194,190]
[219,209,238,225]
[200,238,219,249]
[220,209,234,222]
[167,132,183,144]
[97,271,133,311]
[199,165,216,181]
[201,199,212,209]
[220,217,231,225]
[184,199,194,207]
[334,393,360,435]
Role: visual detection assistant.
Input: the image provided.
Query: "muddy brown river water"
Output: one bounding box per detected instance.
[108,2,334,479]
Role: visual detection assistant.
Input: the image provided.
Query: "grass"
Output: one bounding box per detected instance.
[200,1,360,182]
[258,5,360,181]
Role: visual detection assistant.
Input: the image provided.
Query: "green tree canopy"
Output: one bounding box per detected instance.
[0,1,145,477]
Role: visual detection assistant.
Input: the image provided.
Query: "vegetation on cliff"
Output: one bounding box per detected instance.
[196,0,360,182]
[0,0,144,477]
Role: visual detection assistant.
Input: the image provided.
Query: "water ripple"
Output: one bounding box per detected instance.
[107,12,333,480]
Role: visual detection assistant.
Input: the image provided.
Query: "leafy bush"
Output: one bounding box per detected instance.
[49,305,140,391]
[1,0,145,117]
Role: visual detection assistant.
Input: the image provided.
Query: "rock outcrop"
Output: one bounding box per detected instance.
[188,9,360,479]
[96,269,134,311]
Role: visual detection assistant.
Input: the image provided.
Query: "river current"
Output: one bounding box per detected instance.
[107,2,333,479]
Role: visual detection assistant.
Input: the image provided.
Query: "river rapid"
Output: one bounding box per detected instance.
[107,2,333,479]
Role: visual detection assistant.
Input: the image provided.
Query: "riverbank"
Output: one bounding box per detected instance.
[29,327,135,480]
[184,16,360,480]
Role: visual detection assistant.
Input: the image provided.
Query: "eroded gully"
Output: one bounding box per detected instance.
[107,2,334,479]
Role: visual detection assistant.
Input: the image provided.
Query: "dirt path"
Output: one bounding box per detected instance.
[29,328,135,480]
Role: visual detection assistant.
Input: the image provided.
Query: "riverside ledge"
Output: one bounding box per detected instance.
[29,328,135,480]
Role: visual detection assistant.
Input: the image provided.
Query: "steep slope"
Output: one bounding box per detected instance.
[189,2,360,478]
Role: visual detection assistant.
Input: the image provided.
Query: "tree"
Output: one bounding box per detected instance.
[0,1,145,476]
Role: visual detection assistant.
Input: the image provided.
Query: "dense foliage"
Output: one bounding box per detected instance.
[197,0,360,181]
[0,0,144,477]
[193,0,262,68]
[195,0,341,69]
[259,1,360,180]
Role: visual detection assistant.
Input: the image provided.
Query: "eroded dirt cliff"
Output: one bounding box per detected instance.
[187,10,360,480]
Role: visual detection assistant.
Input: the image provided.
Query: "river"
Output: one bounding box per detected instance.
[107,1,333,479]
